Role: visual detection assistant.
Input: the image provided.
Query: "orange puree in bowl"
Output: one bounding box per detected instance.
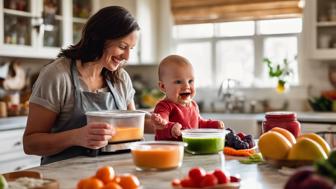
[131,145,182,170]
[109,127,143,142]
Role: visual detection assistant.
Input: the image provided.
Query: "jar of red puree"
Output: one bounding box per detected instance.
[262,112,301,138]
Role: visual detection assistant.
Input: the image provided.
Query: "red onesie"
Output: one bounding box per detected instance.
[154,99,221,141]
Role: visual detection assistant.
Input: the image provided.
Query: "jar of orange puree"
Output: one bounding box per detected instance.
[262,112,301,138]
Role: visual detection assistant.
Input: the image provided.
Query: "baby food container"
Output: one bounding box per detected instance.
[86,110,145,143]
[130,141,186,171]
[182,129,226,154]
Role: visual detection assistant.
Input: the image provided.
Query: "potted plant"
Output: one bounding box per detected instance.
[263,58,293,93]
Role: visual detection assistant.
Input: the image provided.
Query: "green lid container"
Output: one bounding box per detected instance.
[182,129,226,154]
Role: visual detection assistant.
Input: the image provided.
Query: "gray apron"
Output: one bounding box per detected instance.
[41,59,127,165]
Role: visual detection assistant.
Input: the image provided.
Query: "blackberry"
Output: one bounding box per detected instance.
[233,140,249,149]
[244,134,253,140]
[241,141,249,149]
[243,136,255,148]
[225,132,236,147]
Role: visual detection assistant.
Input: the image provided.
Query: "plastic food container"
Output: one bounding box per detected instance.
[130,141,186,171]
[182,129,226,154]
[86,110,145,143]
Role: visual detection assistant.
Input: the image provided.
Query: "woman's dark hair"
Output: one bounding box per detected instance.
[58,6,140,83]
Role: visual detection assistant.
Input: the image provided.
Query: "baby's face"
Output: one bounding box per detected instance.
[160,63,195,105]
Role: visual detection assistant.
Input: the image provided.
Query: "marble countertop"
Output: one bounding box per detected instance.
[27,152,289,189]
[0,116,27,131]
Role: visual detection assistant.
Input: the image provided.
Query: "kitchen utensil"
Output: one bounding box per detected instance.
[130,141,186,171]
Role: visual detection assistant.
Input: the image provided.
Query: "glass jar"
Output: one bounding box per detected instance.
[262,112,301,138]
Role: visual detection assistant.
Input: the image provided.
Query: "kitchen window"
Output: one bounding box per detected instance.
[173,18,302,88]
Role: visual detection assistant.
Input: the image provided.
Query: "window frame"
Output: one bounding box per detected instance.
[173,20,301,88]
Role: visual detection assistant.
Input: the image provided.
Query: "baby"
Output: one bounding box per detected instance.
[152,55,224,141]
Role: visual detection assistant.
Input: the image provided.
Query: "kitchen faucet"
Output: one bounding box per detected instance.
[217,79,245,113]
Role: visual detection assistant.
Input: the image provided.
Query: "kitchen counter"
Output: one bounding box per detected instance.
[27,153,289,189]
[0,116,27,131]
[25,135,289,189]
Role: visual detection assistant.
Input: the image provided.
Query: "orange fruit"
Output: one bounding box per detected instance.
[271,127,296,145]
[77,178,89,189]
[96,166,115,184]
[114,176,121,183]
[81,178,104,189]
[258,131,292,160]
[118,174,141,189]
[102,182,123,189]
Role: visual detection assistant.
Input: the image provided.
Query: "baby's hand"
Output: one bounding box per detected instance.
[171,123,182,138]
[151,113,168,130]
[217,121,225,129]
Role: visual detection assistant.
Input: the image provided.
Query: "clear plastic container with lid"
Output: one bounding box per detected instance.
[130,141,186,171]
[85,110,145,143]
[262,111,301,137]
[181,129,226,154]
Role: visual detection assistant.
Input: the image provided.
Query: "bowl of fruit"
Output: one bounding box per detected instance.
[258,127,331,168]
[171,167,240,189]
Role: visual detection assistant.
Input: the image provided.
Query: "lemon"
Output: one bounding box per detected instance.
[298,133,331,155]
[288,138,327,161]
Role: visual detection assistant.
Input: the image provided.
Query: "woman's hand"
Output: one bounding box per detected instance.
[151,113,168,130]
[76,123,115,149]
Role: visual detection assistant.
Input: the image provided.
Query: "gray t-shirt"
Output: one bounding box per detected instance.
[30,57,135,130]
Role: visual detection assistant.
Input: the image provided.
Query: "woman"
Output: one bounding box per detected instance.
[23,6,141,164]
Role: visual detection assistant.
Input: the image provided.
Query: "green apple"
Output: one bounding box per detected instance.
[0,175,8,189]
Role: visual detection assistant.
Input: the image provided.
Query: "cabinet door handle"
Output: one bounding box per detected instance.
[13,141,22,146]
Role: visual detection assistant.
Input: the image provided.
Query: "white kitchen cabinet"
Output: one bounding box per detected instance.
[0,129,40,174]
[0,0,99,59]
[305,0,336,60]
[300,123,331,134]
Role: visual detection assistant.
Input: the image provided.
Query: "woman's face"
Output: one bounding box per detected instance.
[100,30,138,71]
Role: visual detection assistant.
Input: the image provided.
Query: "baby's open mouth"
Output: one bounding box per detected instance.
[179,92,191,98]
